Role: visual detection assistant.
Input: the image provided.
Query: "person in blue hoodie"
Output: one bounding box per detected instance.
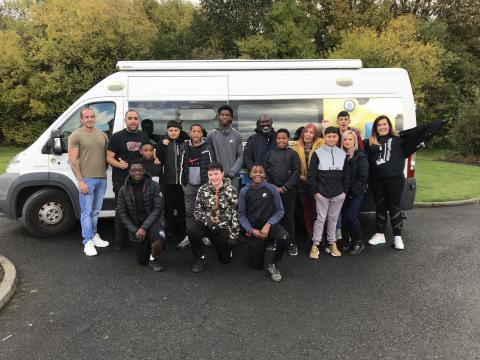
[243,114,276,170]
[238,164,289,282]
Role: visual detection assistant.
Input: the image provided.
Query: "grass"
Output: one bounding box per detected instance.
[0,146,24,174]
[1,145,479,202]
[415,154,480,202]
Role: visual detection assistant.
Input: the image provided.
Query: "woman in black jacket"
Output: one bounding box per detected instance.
[364,115,444,250]
[341,130,369,254]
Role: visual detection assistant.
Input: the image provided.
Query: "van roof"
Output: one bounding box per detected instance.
[116,59,363,71]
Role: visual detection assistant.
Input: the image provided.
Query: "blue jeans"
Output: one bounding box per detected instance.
[345,193,364,234]
[79,177,107,244]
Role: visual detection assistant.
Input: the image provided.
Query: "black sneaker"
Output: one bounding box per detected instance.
[192,257,206,273]
[148,258,164,272]
[288,243,298,256]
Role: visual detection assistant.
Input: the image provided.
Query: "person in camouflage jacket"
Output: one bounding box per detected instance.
[190,162,239,273]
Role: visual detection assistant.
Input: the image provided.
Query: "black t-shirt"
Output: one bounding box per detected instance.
[107,129,150,186]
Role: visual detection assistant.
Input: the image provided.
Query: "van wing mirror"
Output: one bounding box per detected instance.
[51,129,63,155]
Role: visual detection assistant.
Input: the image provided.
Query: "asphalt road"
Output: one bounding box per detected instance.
[0,204,479,359]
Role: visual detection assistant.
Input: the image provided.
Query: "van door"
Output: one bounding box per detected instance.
[48,98,123,215]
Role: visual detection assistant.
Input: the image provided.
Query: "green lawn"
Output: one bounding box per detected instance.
[0,146,24,174]
[415,155,480,202]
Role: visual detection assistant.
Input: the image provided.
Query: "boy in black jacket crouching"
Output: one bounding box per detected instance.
[117,159,166,272]
[238,164,289,282]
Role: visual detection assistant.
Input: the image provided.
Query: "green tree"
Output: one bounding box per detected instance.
[237,0,316,59]
[0,0,157,144]
[144,0,197,59]
[329,15,446,111]
[190,0,272,58]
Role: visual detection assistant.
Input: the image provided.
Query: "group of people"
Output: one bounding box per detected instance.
[68,105,443,281]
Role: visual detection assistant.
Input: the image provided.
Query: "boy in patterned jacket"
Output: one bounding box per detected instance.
[190,162,239,273]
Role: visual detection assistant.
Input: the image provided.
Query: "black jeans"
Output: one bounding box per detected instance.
[130,222,165,265]
[280,191,295,244]
[370,175,405,236]
[113,184,129,248]
[189,220,233,264]
[164,184,186,237]
[245,223,289,270]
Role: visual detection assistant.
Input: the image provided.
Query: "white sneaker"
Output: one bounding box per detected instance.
[177,235,190,249]
[368,233,386,245]
[202,237,213,247]
[92,233,109,248]
[394,236,405,250]
[84,240,98,256]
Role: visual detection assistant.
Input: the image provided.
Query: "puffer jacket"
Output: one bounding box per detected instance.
[194,177,239,244]
[117,173,165,236]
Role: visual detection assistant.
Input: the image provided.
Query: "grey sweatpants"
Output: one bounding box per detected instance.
[312,193,346,245]
[183,183,201,234]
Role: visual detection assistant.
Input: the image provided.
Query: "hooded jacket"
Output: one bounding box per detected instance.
[307,145,350,198]
[194,177,239,244]
[116,173,165,237]
[179,138,215,186]
[264,147,300,192]
[207,126,243,178]
[156,137,183,185]
[243,121,276,169]
[238,180,284,233]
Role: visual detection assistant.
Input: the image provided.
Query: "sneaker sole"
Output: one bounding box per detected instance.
[93,243,109,248]
[368,240,386,245]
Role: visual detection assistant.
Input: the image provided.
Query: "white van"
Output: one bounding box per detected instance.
[0,59,417,237]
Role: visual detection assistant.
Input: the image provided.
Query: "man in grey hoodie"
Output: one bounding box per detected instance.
[207,105,243,190]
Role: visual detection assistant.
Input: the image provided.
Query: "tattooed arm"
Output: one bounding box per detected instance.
[68,146,88,194]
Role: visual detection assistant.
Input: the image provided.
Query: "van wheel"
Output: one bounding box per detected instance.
[21,188,75,238]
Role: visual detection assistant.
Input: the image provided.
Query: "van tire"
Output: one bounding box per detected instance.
[21,188,75,238]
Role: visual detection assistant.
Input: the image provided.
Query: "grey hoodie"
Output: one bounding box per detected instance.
[207,126,243,177]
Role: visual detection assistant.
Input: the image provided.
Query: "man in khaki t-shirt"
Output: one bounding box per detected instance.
[68,108,110,256]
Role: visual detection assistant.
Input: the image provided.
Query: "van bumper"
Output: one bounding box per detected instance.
[0,173,20,219]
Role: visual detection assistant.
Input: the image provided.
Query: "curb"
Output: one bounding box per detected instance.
[0,255,17,310]
[415,197,480,208]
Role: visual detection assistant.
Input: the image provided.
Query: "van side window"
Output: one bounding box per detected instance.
[59,102,116,151]
[232,100,323,140]
[130,101,224,136]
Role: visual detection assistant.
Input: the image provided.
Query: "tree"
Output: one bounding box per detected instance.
[190,0,272,58]
[237,0,316,59]
[0,0,157,144]
[329,15,446,111]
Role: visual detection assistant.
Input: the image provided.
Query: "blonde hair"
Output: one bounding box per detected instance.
[368,115,399,146]
[342,130,358,152]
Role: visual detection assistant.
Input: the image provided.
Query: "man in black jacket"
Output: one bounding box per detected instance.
[243,114,276,170]
[117,159,166,271]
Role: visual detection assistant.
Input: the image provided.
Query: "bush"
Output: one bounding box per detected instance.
[450,96,480,159]
[0,119,48,146]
